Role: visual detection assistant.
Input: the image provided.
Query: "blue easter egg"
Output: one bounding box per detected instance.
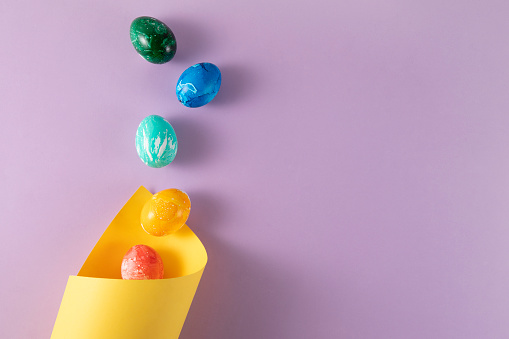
[135,115,178,168]
[176,62,221,108]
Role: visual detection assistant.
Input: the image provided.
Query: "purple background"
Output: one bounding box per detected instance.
[2,0,509,338]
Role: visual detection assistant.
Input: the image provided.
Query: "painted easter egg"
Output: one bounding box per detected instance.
[140,188,191,237]
[176,62,221,108]
[121,244,164,280]
[130,16,177,64]
[135,115,178,168]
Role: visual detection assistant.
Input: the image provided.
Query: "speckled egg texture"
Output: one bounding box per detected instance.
[140,188,191,237]
[121,244,164,280]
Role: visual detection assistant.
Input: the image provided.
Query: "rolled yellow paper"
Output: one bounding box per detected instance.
[51,186,208,339]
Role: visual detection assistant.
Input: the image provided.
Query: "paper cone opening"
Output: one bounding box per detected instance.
[51,187,208,339]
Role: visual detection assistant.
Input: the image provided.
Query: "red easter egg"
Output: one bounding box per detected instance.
[121,244,164,280]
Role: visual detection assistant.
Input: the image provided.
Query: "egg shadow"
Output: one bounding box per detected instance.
[159,17,211,63]
[179,234,299,339]
[186,190,227,231]
[166,116,216,166]
[179,191,300,338]
[211,64,251,107]
[156,246,187,278]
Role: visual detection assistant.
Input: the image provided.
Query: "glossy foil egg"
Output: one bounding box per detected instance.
[121,244,164,280]
[140,189,191,236]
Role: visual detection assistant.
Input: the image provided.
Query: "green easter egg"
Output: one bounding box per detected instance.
[130,16,177,64]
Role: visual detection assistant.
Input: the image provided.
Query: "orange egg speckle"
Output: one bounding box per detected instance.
[121,245,164,280]
[140,189,191,237]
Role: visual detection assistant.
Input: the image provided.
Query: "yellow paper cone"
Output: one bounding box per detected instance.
[51,186,208,339]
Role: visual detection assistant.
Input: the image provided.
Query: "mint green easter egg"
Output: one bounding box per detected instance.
[135,115,178,168]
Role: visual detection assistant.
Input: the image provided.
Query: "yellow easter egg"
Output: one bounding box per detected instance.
[140,189,191,236]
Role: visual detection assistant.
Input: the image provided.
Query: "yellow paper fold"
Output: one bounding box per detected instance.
[51,186,208,339]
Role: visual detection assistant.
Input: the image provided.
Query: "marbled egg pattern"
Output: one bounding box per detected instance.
[135,115,178,168]
[130,16,177,64]
[176,62,221,108]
